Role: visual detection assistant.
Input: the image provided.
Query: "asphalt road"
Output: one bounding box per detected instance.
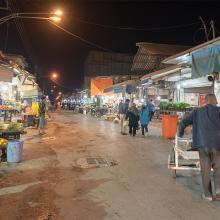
[0,111,220,220]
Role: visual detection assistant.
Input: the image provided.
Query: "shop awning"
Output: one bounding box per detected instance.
[192,45,220,78]
[103,80,136,94]
[20,85,39,98]
[90,78,113,96]
[141,65,182,82]
[181,76,213,89]
[103,86,114,94]
[22,89,39,98]
[0,66,14,82]
[163,37,220,65]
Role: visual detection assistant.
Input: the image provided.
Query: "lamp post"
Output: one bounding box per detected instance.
[0,9,63,24]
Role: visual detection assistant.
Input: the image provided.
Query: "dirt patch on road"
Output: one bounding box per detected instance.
[0,118,109,220]
[54,167,108,220]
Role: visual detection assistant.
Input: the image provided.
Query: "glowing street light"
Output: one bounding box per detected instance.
[49,16,62,22]
[0,9,63,24]
[49,9,62,22]
[54,10,63,16]
[51,72,58,79]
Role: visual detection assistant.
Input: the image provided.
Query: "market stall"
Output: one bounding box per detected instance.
[162,37,220,105]
[0,122,24,162]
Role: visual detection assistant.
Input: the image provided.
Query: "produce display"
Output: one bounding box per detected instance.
[7,122,23,132]
[0,105,14,111]
[0,122,23,133]
[159,101,191,111]
[0,138,8,149]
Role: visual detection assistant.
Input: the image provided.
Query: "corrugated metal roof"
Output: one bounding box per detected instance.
[132,42,190,74]
[136,42,190,56]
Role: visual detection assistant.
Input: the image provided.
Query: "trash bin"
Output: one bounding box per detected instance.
[7,140,23,163]
[162,114,178,139]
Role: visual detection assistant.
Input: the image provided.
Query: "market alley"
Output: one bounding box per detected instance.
[0,112,220,220]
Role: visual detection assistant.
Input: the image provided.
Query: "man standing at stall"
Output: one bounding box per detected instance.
[119,99,130,135]
[38,95,47,135]
[178,94,220,201]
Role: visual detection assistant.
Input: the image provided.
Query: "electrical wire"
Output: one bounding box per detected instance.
[9,0,36,66]
[49,21,113,52]
[73,17,200,32]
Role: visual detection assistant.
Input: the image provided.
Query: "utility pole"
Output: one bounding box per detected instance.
[199,16,209,42]
[210,20,216,39]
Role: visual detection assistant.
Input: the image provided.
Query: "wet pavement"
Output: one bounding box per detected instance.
[0,111,220,220]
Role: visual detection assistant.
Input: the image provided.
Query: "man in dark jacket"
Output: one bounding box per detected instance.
[178,94,220,201]
[126,104,139,136]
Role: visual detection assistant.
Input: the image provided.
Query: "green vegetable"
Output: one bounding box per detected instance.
[159,101,190,111]
[7,122,22,132]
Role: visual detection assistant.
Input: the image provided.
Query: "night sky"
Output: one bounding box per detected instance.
[0,0,220,92]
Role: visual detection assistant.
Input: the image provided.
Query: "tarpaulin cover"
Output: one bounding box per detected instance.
[126,84,136,94]
[91,78,113,96]
[192,45,220,78]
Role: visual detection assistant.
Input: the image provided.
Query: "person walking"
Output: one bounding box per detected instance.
[126,103,139,136]
[147,99,155,121]
[178,94,220,201]
[38,95,47,135]
[119,99,129,135]
[140,104,150,136]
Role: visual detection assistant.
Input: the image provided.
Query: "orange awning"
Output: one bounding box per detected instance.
[91,78,113,96]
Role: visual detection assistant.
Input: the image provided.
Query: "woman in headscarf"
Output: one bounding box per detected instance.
[139,104,150,136]
[125,103,139,136]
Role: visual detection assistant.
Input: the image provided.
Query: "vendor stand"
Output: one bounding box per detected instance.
[0,105,19,122]
[0,122,24,162]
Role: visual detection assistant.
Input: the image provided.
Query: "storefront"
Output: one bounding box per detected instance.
[140,65,186,103]
[163,36,220,106]
[103,80,137,105]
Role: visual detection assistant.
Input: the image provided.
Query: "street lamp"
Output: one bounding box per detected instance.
[49,16,61,22]
[0,9,63,24]
[54,10,63,16]
[51,72,58,79]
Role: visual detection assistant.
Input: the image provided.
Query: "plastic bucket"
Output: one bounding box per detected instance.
[7,140,23,163]
[162,114,178,139]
